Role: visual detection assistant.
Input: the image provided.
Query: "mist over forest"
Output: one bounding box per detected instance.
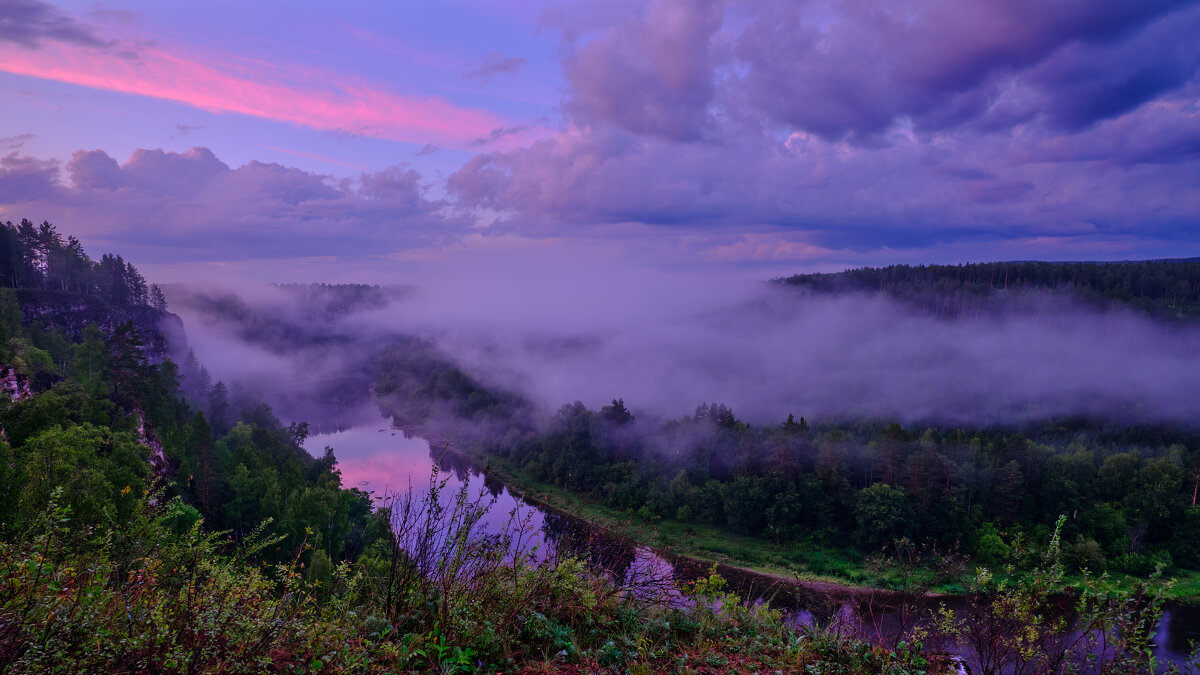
[6,0,1200,668]
[3,219,1199,671]
[168,264,1200,430]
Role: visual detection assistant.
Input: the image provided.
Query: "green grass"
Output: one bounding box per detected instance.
[462,444,1200,605]
[465,445,945,593]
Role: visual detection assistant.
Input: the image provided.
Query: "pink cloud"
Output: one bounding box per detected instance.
[703,233,839,263]
[260,145,370,173]
[0,38,517,149]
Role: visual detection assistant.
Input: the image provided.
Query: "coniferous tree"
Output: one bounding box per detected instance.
[108,321,145,404]
[150,284,168,311]
[126,261,147,305]
[208,380,230,435]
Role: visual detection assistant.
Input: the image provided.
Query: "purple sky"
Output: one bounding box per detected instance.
[0,0,1198,282]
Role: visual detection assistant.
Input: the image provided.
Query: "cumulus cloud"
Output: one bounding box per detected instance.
[67,149,123,190]
[561,0,725,141]
[447,0,1200,259]
[0,146,465,264]
[732,0,1193,139]
[0,151,59,202]
[448,111,1200,253]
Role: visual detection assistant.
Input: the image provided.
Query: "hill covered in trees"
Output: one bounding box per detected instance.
[778,259,1200,320]
[3,220,997,673]
[369,260,1200,606]
[2,233,1187,671]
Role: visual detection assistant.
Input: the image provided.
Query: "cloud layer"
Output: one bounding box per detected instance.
[0,1,531,149]
[449,0,1200,257]
[0,146,465,263]
[0,0,1197,269]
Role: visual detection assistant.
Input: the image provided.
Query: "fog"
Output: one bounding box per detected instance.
[168,256,1200,429]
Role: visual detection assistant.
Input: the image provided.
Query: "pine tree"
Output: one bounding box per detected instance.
[108,321,145,404]
[150,284,168,311]
[208,381,230,435]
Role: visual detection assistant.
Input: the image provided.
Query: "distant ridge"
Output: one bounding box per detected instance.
[776,259,1200,320]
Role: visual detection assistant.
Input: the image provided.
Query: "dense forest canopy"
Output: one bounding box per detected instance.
[777,259,1200,320]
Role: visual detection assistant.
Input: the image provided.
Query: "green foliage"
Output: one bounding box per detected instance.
[974,523,1010,563]
[0,219,154,306]
[923,516,1177,675]
[854,483,911,550]
[460,387,1200,584]
[0,232,1193,670]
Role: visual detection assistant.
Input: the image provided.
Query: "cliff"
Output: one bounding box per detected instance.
[13,288,184,361]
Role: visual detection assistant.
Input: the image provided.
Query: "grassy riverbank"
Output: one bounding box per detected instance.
[452,440,1200,605]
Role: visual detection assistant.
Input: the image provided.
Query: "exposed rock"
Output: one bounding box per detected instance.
[14,289,185,362]
[133,408,172,483]
[0,366,32,402]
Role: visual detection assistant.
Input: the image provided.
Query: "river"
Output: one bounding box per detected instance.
[305,406,1200,672]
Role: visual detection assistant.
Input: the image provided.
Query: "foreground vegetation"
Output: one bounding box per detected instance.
[0,222,959,672]
[1,468,1187,673]
[11,476,930,673]
[3,224,1196,671]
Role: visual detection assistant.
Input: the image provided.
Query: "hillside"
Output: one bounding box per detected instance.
[0,223,991,673]
[778,259,1200,320]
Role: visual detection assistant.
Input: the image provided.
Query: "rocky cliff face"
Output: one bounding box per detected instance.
[0,367,32,402]
[15,289,185,362]
[133,408,172,483]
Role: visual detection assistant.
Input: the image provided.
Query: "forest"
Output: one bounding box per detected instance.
[0,218,165,308]
[0,221,999,673]
[470,400,1200,581]
[778,260,1200,320]
[0,221,1195,672]
[370,260,1200,596]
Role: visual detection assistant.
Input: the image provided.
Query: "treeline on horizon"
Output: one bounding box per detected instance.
[0,218,166,309]
[778,259,1200,320]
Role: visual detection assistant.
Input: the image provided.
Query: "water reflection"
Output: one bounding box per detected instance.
[308,405,1199,672]
[1157,605,1200,670]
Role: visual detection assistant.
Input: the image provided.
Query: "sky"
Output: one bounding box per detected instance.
[0,0,1198,283]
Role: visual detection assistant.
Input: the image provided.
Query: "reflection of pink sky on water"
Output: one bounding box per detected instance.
[313,411,1196,666]
[306,425,434,497]
[303,416,547,548]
